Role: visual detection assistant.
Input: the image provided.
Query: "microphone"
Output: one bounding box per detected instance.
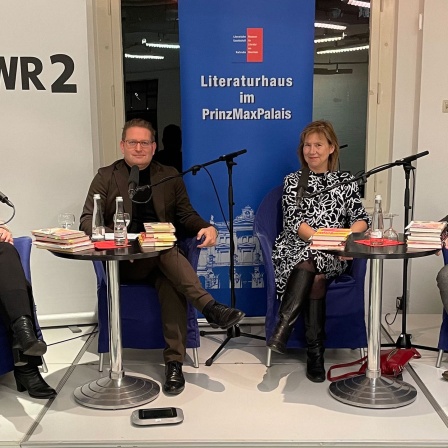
[218,149,247,161]
[0,190,13,207]
[394,150,429,165]
[128,165,139,199]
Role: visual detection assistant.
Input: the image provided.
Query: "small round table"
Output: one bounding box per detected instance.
[327,234,438,409]
[50,240,162,410]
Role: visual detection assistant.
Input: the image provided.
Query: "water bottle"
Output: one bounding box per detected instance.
[370,194,384,246]
[91,194,105,241]
[114,196,127,246]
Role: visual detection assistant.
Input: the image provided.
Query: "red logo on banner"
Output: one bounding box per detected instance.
[247,28,263,62]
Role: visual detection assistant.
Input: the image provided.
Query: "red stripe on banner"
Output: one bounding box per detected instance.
[247,28,263,62]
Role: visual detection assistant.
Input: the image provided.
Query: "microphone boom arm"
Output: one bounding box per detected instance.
[306,151,428,199]
[133,149,247,195]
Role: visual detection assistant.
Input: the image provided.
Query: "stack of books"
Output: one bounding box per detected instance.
[138,222,177,248]
[406,220,448,249]
[32,228,94,252]
[309,228,352,251]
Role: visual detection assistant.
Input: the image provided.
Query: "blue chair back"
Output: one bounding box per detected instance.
[0,237,41,375]
[95,236,201,354]
[437,247,448,353]
[254,185,368,349]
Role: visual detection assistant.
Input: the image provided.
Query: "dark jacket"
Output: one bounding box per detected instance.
[80,159,211,237]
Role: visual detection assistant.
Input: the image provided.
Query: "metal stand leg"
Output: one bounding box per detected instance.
[192,347,199,368]
[74,260,160,409]
[436,350,444,368]
[40,356,48,373]
[329,259,417,408]
[266,347,272,367]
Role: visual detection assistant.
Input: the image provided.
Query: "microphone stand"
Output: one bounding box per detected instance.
[308,151,438,351]
[199,152,265,367]
[382,154,438,352]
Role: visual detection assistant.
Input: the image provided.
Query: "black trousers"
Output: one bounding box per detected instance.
[0,242,42,365]
[118,246,212,364]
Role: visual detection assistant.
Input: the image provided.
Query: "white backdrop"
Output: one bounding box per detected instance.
[0,0,97,324]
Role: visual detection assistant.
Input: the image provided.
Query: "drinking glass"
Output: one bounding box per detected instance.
[58,213,75,229]
[123,213,130,227]
[383,213,399,241]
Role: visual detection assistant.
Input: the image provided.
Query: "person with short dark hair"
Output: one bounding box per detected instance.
[153,124,182,171]
[0,224,56,399]
[80,118,244,395]
[267,120,370,382]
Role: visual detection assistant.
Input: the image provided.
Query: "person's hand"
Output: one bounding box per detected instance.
[197,226,217,248]
[0,228,13,244]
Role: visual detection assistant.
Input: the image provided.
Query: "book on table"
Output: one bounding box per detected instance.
[406,242,442,250]
[32,228,93,252]
[32,228,86,239]
[138,232,176,248]
[33,241,94,252]
[140,233,177,241]
[407,234,443,242]
[143,222,176,233]
[405,220,447,249]
[140,222,176,248]
[309,243,346,251]
[311,228,352,241]
[405,221,447,233]
[33,234,91,244]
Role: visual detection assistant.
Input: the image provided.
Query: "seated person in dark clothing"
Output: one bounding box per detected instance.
[80,118,244,395]
[0,224,56,399]
[153,124,182,172]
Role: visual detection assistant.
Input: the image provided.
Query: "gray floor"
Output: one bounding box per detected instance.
[1,314,448,448]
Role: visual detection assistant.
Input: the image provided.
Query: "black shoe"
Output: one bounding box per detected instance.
[306,347,326,383]
[11,316,47,366]
[163,361,185,395]
[14,365,57,399]
[202,301,245,330]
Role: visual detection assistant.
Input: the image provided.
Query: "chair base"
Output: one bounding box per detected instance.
[436,349,444,368]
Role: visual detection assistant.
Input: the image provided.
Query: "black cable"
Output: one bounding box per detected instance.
[1,204,16,224]
[385,308,399,326]
[46,330,98,347]
[202,166,230,233]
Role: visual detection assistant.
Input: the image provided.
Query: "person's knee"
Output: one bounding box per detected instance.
[0,241,18,258]
[436,265,448,290]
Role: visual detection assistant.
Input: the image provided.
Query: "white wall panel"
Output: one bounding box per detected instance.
[0,0,97,323]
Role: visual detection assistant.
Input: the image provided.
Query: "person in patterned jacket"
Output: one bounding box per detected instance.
[267,120,370,382]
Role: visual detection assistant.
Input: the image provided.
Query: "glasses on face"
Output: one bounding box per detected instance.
[124,140,154,149]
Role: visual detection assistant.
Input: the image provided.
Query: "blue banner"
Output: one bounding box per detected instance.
[179,0,315,315]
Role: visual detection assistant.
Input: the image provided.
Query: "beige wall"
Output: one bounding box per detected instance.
[382,0,448,314]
